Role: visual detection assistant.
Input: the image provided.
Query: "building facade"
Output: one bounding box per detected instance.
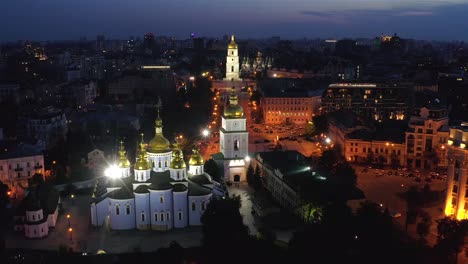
[444,124,468,219]
[0,145,44,198]
[405,106,449,169]
[321,83,413,122]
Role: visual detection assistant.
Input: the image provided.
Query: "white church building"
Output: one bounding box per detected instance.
[90,114,220,230]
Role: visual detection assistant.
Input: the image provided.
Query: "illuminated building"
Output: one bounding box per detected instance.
[444,123,468,219]
[259,78,323,125]
[241,51,272,77]
[0,145,44,199]
[321,82,413,122]
[90,111,220,230]
[405,106,449,169]
[225,35,241,81]
[212,88,249,182]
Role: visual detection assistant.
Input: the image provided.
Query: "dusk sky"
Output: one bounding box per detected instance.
[1,0,468,42]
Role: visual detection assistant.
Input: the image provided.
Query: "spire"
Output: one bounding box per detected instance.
[228,35,238,49]
[135,134,150,170]
[229,87,238,105]
[155,97,163,134]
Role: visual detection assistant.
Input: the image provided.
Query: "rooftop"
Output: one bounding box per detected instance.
[259,78,328,98]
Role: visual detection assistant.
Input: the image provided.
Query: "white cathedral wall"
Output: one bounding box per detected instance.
[188,165,203,176]
[109,198,136,230]
[24,221,48,239]
[134,169,151,182]
[25,209,43,223]
[47,206,59,227]
[91,197,109,226]
[220,131,248,159]
[170,168,186,181]
[147,152,172,172]
[149,189,173,231]
[173,191,188,228]
[135,193,150,230]
[188,194,211,226]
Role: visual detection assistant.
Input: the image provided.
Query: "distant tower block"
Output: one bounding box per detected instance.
[225,35,241,81]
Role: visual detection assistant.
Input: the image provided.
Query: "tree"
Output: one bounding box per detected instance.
[416,211,431,243]
[253,166,262,190]
[246,164,254,187]
[298,202,323,224]
[201,195,249,261]
[305,120,316,136]
[204,159,221,182]
[436,217,468,264]
[405,186,420,231]
[312,115,328,134]
[332,162,357,186]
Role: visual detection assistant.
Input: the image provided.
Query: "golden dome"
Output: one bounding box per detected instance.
[118,141,130,168]
[170,145,186,169]
[228,35,238,49]
[224,87,244,118]
[135,135,150,170]
[148,116,171,153]
[189,146,204,166]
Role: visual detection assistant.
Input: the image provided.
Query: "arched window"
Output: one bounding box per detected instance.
[154,213,158,221]
[160,196,164,203]
[201,201,206,210]
[231,51,234,55]
[116,205,120,215]
[158,161,162,168]
[192,202,196,211]
[161,213,164,221]
[178,211,183,221]
[177,171,180,179]
[234,140,239,151]
[231,66,234,72]
[141,213,145,222]
[165,161,168,167]
[126,204,131,215]
[167,212,170,221]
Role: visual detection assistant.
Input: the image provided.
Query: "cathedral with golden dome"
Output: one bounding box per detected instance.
[90,112,223,231]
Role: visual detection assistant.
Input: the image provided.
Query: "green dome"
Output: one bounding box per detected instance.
[189,146,204,166]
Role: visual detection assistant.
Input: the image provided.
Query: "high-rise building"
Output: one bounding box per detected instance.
[225,35,240,81]
[444,123,468,219]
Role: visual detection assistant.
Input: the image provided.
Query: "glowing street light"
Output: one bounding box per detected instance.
[66,214,71,226]
[325,138,331,144]
[244,156,251,162]
[202,129,210,137]
[68,227,73,241]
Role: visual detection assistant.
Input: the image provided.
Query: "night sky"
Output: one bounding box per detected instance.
[1,0,467,41]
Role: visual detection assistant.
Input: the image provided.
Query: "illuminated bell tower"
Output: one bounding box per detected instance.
[219,87,248,182]
[225,35,240,81]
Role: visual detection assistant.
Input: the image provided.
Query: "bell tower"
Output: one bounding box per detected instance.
[225,35,240,81]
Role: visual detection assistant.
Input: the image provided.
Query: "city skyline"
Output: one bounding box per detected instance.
[1,0,467,42]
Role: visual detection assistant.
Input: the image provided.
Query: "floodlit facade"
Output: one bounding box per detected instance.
[225,35,240,81]
[444,124,468,219]
[90,114,219,231]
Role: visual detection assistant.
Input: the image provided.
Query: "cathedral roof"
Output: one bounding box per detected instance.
[173,183,188,192]
[188,173,212,186]
[134,184,150,194]
[187,181,212,196]
[170,144,186,169]
[117,140,130,168]
[107,187,134,200]
[135,134,150,170]
[147,170,174,190]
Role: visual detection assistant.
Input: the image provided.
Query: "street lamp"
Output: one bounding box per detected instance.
[66,214,71,227]
[202,129,210,138]
[68,227,73,241]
